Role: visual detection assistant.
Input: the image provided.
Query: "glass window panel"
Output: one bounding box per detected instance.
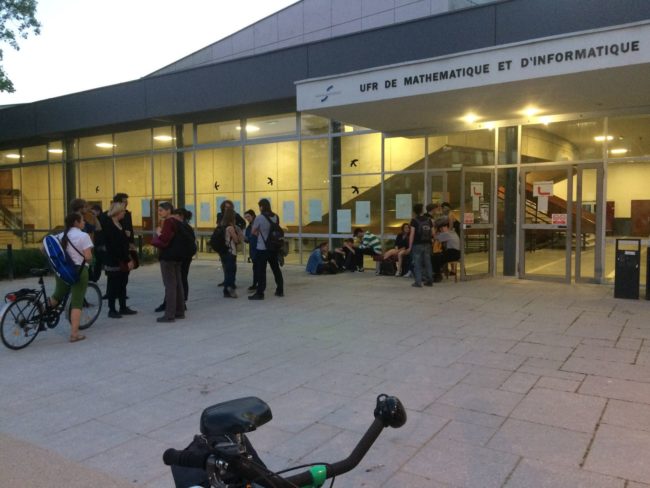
[246,113,297,140]
[79,135,114,159]
[195,147,243,231]
[48,142,64,162]
[182,123,194,146]
[384,137,425,172]
[153,153,175,201]
[301,114,329,136]
[152,127,175,150]
[78,159,114,210]
[49,164,65,228]
[496,167,518,277]
[22,145,47,163]
[331,121,370,133]
[21,165,50,230]
[244,141,298,233]
[0,149,21,165]
[428,129,494,169]
[197,119,241,144]
[115,155,153,232]
[521,119,603,163]
[338,133,381,175]
[332,174,381,235]
[301,139,329,234]
[0,167,21,233]
[384,172,425,233]
[607,115,650,159]
[114,129,151,154]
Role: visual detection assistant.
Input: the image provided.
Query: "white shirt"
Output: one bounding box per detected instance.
[55,227,93,266]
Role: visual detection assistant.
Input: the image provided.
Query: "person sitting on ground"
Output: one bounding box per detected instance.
[306,242,339,275]
[432,217,461,282]
[383,223,411,277]
[353,227,382,271]
[334,238,356,271]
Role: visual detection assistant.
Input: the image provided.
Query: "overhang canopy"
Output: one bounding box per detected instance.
[296,21,650,135]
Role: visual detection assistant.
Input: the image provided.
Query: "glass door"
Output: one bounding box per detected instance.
[461,167,495,278]
[573,164,604,283]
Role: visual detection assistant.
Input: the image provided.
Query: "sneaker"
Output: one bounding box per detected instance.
[156,316,175,323]
[225,287,238,298]
[411,283,422,288]
[108,310,122,319]
[154,303,165,313]
[119,307,138,315]
[357,267,365,272]
[274,290,284,297]
[404,271,412,278]
[248,294,264,300]
[395,270,401,277]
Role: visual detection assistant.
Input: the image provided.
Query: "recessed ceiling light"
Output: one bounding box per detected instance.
[95,142,115,148]
[235,125,260,132]
[153,135,174,142]
[594,135,614,142]
[48,148,64,154]
[6,153,21,159]
[523,106,541,117]
[462,113,479,124]
[609,148,628,155]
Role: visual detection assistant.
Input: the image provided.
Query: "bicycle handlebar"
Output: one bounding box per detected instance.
[163,394,406,487]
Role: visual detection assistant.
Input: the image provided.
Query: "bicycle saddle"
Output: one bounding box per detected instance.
[30,268,49,277]
[200,397,272,437]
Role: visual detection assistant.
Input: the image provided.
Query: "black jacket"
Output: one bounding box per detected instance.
[103,219,130,267]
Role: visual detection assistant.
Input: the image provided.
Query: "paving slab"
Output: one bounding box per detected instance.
[0,262,648,487]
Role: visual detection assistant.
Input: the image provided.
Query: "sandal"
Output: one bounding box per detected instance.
[69,334,86,343]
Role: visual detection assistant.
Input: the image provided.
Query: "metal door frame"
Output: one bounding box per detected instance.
[574,163,605,283]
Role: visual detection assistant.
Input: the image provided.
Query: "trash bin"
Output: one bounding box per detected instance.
[614,239,640,300]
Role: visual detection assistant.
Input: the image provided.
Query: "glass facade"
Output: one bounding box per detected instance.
[1,112,649,288]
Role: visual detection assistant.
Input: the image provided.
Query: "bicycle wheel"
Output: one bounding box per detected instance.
[76,282,103,330]
[0,296,43,350]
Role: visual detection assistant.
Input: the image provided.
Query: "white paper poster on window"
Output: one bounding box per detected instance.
[355,201,371,225]
[234,200,241,215]
[141,199,150,218]
[282,201,295,224]
[308,199,322,223]
[537,197,548,214]
[471,182,483,211]
[337,209,352,233]
[395,194,412,219]
[200,202,211,222]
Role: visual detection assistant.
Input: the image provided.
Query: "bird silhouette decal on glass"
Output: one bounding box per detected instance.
[352,186,359,195]
[95,185,100,193]
[214,181,220,190]
[267,177,274,186]
[350,159,358,167]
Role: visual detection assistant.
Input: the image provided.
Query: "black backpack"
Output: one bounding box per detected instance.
[177,221,197,258]
[210,225,228,254]
[414,215,433,244]
[262,214,285,255]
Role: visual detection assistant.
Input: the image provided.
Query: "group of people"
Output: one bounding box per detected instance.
[305,202,461,288]
[213,198,284,300]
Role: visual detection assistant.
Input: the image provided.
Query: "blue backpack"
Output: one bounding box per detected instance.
[43,234,82,285]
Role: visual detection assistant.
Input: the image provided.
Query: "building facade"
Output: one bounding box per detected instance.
[0,0,649,286]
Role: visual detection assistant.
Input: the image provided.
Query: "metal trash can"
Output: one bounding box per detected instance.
[615,239,640,300]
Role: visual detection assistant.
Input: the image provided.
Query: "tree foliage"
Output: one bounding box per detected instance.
[0,0,40,93]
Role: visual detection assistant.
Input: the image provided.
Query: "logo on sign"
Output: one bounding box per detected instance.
[533,181,554,197]
[318,85,341,103]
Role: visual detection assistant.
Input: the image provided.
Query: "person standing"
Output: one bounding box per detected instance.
[408,203,434,287]
[249,198,284,300]
[220,207,243,298]
[103,202,136,318]
[243,209,258,291]
[47,213,94,343]
[152,202,185,322]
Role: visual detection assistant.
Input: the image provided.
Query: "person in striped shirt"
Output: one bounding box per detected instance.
[352,228,382,271]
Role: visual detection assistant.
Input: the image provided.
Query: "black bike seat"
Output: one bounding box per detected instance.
[30,268,49,277]
[200,397,272,437]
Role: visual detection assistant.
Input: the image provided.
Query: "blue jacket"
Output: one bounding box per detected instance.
[306,248,324,275]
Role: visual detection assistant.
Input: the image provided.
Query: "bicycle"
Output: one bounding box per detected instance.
[163,393,406,488]
[0,268,102,350]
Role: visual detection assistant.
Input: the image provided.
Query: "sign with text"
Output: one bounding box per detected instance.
[532,181,554,197]
[552,213,567,226]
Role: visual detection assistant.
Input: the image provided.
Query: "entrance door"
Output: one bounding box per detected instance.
[519,164,603,282]
[461,167,495,278]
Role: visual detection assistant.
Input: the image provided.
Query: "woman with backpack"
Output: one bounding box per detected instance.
[48,212,94,343]
[220,207,243,298]
[249,199,284,300]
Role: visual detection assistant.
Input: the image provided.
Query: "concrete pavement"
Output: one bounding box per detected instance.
[1,260,650,487]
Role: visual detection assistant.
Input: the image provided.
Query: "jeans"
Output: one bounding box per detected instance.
[254,249,283,296]
[220,253,237,294]
[411,243,433,285]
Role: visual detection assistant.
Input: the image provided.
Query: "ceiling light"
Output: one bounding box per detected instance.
[153,135,174,142]
[95,142,115,149]
[462,113,479,124]
[594,135,614,142]
[522,106,541,117]
[235,125,260,133]
[48,148,64,154]
[609,148,628,155]
[6,153,21,159]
